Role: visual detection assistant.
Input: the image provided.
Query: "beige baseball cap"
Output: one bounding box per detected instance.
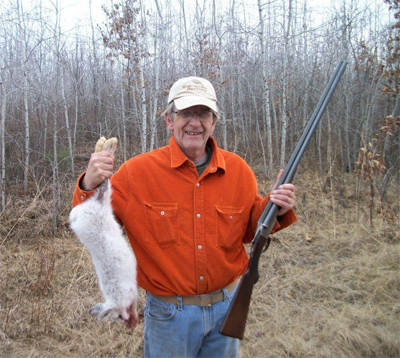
[168,76,218,114]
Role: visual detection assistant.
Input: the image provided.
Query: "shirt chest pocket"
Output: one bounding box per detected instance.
[145,203,180,247]
[215,206,246,250]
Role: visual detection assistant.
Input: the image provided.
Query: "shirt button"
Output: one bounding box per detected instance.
[198,245,203,250]
[196,213,201,218]
[199,276,204,281]
[161,211,165,215]
[196,183,200,187]
[80,195,84,200]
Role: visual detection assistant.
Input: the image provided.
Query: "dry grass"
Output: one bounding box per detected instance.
[0,170,399,357]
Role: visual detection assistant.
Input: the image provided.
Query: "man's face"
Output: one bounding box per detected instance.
[166,105,217,161]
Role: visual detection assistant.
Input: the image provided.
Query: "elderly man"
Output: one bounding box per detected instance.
[73,76,297,357]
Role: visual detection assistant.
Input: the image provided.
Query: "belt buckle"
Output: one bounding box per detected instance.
[198,295,213,307]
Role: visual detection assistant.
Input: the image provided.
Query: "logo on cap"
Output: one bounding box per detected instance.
[182,84,208,93]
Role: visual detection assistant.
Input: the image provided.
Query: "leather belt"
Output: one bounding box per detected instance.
[150,279,239,307]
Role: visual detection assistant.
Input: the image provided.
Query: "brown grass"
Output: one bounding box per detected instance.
[0,170,399,357]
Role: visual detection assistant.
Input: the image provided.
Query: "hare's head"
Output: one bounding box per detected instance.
[89,302,131,323]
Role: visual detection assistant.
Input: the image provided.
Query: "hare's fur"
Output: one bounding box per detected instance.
[69,180,138,325]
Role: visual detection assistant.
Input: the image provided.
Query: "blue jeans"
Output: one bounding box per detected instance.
[144,288,239,358]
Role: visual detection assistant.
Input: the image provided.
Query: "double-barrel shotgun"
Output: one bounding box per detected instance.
[219,60,347,340]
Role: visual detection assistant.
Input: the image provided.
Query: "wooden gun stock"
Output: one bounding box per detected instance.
[219,61,347,340]
[219,234,271,339]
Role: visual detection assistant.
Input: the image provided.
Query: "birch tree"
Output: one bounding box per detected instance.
[149,0,164,151]
[211,0,228,150]
[258,0,273,173]
[89,0,100,124]
[60,55,74,173]
[120,65,128,161]
[50,0,62,230]
[0,71,6,211]
[16,0,30,194]
[280,0,293,168]
[135,0,148,152]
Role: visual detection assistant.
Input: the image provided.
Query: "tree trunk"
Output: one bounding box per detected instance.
[150,5,161,152]
[0,72,6,211]
[120,76,128,162]
[17,0,30,195]
[280,0,293,168]
[133,0,147,153]
[52,106,59,231]
[258,0,273,174]
[60,58,74,173]
[89,0,100,124]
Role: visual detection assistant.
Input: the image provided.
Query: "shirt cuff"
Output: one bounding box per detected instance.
[260,193,298,234]
[72,172,97,206]
[276,208,298,230]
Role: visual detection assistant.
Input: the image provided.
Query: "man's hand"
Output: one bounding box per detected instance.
[269,169,296,216]
[81,137,118,191]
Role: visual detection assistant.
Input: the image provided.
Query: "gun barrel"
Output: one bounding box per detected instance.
[258,61,347,229]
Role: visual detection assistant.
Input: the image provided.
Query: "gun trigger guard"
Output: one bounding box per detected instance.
[262,237,272,252]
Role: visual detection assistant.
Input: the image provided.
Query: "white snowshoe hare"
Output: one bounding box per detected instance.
[69,137,139,328]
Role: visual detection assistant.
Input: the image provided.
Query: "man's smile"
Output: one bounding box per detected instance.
[185,131,202,136]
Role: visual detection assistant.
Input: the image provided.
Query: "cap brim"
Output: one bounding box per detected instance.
[174,96,218,113]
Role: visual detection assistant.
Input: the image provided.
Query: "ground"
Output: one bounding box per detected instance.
[0,171,399,357]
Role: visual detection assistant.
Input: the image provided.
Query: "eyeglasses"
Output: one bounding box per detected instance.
[173,109,213,121]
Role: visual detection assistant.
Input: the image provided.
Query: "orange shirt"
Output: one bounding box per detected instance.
[73,136,297,296]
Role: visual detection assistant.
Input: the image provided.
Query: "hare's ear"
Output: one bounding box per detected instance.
[89,302,116,321]
[96,307,112,320]
[95,137,107,153]
[103,137,118,155]
[96,305,122,322]
[89,303,103,317]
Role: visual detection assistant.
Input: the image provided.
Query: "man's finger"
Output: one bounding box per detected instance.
[273,169,284,190]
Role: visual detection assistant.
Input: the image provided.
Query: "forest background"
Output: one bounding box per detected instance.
[0,0,399,357]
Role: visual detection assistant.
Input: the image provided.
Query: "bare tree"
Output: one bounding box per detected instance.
[149,0,164,151]
[89,0,101,125]
[279,0,293,168]
[16,0,30,194]
[0,70,6,211]
[102,0,149,152]
[258,0,273,173]
[135,0,148,152]
[120,66,128,161]
[60,55,74,174]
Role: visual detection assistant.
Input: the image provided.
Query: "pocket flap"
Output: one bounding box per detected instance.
[216,206,243,223]
[146,203,178,218]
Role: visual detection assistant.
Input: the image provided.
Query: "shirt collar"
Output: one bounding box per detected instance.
[169,136,226,173]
